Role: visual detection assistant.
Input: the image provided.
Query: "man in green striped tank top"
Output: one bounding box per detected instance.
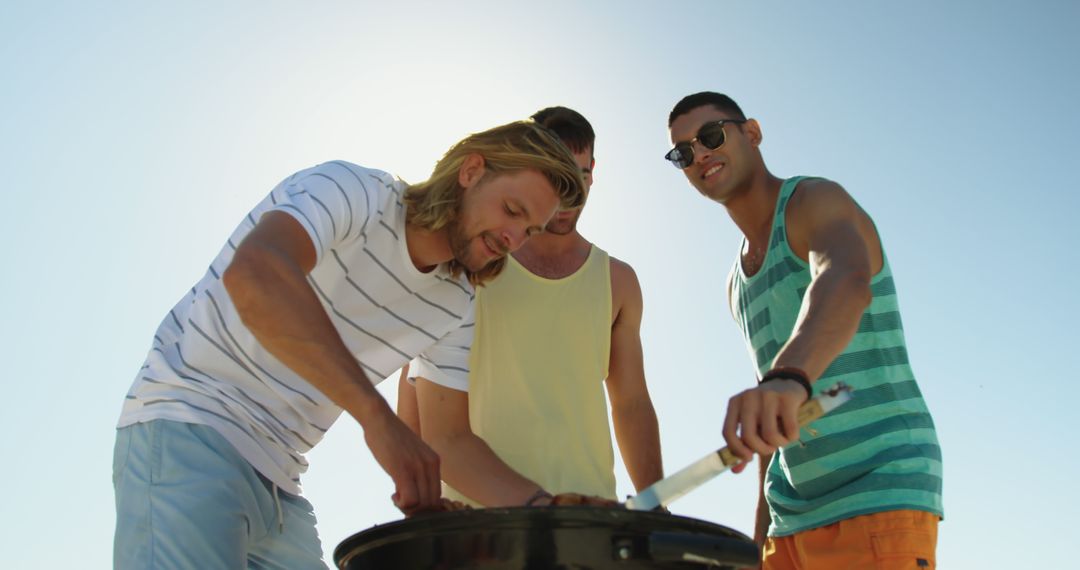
[665,92,943,569]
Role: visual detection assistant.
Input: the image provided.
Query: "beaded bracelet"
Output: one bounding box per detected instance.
[759,366,813,401]
[524,488,553,507]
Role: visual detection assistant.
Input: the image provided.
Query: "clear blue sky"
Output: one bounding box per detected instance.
[2,1,1076,567]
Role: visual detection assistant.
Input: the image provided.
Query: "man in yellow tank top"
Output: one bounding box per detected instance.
[398,107,663,507]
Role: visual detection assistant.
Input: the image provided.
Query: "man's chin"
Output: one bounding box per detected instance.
[544,221,577,235]
[460,252,502,273]
[464,260,489,272]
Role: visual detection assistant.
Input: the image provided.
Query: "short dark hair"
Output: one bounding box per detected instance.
[668,92,746,126]
[531,106,595,156]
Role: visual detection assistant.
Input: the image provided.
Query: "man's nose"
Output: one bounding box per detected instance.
[501,227,526,252]
[692,139,713,164]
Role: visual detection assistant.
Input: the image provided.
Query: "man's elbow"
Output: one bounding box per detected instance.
[612,398,658,426]
[424,430,465,459]
[417,418,467,454]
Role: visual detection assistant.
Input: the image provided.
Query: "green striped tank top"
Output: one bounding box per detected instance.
[729,176,944,536]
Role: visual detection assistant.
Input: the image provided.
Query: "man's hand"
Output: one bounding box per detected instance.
[723,379,808,463]
[730,459,752,474]
[362,406,441,516]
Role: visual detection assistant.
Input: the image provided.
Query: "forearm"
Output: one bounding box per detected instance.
[416,378,543,506]
[772,269,870,381]
[224,245,386,426]
[754,453,772,546]
[430,431,542,506]
[612,401,664,492]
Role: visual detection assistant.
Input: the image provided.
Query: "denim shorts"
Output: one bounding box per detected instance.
[113,420,327,569]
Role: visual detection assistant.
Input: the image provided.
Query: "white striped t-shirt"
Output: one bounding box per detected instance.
[118,161,476,494]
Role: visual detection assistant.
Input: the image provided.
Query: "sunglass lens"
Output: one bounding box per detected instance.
[665,144,693,169]
[698,122,727,149]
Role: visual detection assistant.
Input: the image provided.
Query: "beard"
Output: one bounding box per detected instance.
[447,220,505,272]
[544,210,582,236]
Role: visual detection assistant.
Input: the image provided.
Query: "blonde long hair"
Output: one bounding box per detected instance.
[404,120,586,286]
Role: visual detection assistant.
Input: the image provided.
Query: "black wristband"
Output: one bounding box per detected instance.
[760,367,813,401]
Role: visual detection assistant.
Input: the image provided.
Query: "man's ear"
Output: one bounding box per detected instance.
[743,119,763,147]
[458,153,486,189]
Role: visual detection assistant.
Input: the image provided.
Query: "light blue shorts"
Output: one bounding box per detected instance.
[113,420,327,569]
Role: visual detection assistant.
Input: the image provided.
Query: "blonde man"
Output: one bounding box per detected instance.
[399,107,663,507]
[113,121,585,569]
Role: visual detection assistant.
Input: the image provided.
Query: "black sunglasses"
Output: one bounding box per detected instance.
[664,119,747,169]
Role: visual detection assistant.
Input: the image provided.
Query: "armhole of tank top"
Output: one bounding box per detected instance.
[777,177,814,270]
[602,250,613,327]
[601,249,614,380]
[726,261,740,325]
[844,195,890,280]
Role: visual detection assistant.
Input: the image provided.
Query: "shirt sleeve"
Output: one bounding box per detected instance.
[408,301,475,392]
[267,161,379,265]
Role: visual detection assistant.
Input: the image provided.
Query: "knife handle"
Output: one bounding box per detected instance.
[796,397,828,426]
[715,391,840,468]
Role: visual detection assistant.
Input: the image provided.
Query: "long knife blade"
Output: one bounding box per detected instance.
[625,382,853,511]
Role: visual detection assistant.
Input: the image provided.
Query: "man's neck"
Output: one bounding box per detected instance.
[512,230,592,279]
[404,223,452,273]
[725,170,785,247]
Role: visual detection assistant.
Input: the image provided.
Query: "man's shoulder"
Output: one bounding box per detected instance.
[607,253,642,303]
[787,177,855,209]
[785,176,868,228]
[607,254,637,281]
[789,176,846,203]
[301,161,399,195]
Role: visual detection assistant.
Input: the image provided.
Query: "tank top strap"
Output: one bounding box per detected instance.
[768,176,814,255]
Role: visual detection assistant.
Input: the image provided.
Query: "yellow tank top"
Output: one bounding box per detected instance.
[445,246,616,505]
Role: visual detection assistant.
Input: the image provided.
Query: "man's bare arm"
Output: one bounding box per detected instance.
[415,377,548,506]
[606,259,663,492]
[723,180,880,460]
[771,180,881,378]
[223,210,440,512]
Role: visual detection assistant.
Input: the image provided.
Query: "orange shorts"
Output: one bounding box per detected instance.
[762,509,939,570]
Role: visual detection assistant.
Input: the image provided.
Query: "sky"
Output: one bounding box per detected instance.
[2,1,1077,567]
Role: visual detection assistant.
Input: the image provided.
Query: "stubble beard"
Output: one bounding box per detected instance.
[448,220,501,272]
[699,168,744,205]
[544,211,581,236]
